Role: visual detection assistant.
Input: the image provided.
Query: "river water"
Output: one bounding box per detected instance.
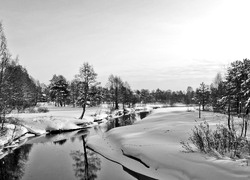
[0,111,155,180]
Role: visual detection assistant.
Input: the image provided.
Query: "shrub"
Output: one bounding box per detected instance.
[5,117,21,125]
[37,107,49,113]
[26,107,37,113]
[24,106,49,113]
[182,121,250,159]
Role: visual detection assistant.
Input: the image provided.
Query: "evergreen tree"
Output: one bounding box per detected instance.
[185,86,194,106]
[0,22,39,128]
[121,81,133,108]
[49,75,69,107]
[140,89,151,104]
[210,73,226,112]
[106,74,123,109]
[195,82,210,111]
[76,63,98,119]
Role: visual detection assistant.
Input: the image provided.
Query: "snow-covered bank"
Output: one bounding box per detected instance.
[0,124,28,147]
[0,106,97,158]
[87,107,250,180]
[7,106,97,135]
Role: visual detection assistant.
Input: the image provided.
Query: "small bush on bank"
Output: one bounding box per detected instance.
[24,106,49,113]
[37,107,49,113]
[5,117,21,125]
[26,107,37,113]
[181,121,250,159]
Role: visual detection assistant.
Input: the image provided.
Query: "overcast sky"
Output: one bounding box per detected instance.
[1,0,250,91]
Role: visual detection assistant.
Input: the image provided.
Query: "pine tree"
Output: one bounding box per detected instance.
[76,63,98,119]
[107,75,123,110]
[195,82,210,111]
[0,22,11,128]
[49,75,69,107]
[185,86,194,107]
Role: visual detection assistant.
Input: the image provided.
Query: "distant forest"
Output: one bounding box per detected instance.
[1,21,250,120]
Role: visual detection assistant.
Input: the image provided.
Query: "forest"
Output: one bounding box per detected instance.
[1,20,250,124]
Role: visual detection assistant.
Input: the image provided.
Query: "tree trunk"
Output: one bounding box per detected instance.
[244,118,248,137]
[199,103,201,118]
[72,95,75,107]
[115,87,119,110]
[1,111,5,130]
[59,100,63,107]
[245,110,249,137]
[240,116,245,137]
[115,101,119,110]
[202,97,205,111]
[0,115,3,130]
[228,97,231,131]
[79,103,86,119]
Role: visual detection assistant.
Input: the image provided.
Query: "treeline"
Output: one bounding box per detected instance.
[183,59,250,158]
[194,58,250,137]
[0,22,197,122]
[40,63,196,119]
[42,76,196,107]
[0,23,41,127]
[41,71,196,111]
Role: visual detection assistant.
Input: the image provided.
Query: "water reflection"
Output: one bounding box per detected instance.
[139,111,150,119]
[106,111,150,131]
[70,136,101,180]
[0,121,154,180]
[26,129,89,145]
[0,144,32,180]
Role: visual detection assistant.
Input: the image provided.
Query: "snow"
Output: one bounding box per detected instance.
[0,123,28,147]
[0,106,97,155]
[7,106,97,135]
[87,107,250,180]
[2,105,250,179]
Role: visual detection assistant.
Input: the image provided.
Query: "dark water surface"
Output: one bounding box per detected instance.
[0,130,138,180]
[106,111,151,132]
[0,114,153,180]
[0,112,156,180]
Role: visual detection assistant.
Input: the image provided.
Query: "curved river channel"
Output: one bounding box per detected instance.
[0,112,156,180]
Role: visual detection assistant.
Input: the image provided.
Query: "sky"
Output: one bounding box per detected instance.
[1,0,250,91]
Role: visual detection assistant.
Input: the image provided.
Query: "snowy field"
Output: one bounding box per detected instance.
[87,107,250,180]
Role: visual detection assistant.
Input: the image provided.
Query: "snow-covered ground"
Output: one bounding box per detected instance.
[8,105,98,135]
[2,104,250,179]
[87,107,250,180]
[0,105,98,153]
[0,104,141,152]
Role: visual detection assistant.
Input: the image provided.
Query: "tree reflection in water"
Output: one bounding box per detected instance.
[70,136,101,180]
[0,144,32,180]
[106,113,137,132]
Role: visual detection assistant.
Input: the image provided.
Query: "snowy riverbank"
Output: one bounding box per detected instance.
[0,105,150,158]
[0,106,97,156]
[87,107,250,180]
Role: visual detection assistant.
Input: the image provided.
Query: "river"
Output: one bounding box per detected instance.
[0,111,155,180]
